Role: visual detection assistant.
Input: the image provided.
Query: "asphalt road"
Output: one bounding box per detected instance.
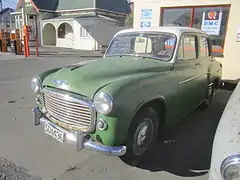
[0,53,233,180]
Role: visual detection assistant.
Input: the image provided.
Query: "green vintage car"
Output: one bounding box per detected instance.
[32,27,222,164]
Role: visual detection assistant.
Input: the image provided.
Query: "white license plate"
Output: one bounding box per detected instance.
[44,123,65,143]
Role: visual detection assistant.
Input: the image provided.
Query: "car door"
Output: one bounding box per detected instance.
[196,35,211,103]
[174,33,201,118]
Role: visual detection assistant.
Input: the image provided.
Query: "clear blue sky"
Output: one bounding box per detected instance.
[3,0,18,8]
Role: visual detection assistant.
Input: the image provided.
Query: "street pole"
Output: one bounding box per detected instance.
[22,0,26,26]
[21,0,30,57]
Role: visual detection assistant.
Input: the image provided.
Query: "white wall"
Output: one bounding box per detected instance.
[74,18,96,50]
[220,0,240,81]
[57,38,73,48]
[41,17,126,51]
[134,0,231,28]
[74,18,125,50]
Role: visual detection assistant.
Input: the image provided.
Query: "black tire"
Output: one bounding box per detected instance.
[200,82,214,109]
[120,106,159,166]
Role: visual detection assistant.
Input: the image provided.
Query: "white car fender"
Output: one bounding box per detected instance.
[209,82,240,180]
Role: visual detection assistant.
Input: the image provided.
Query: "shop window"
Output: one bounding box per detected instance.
[162,8,192,27]
[161,5,230,57]
[199,36,209,57]
[178,35,197,60]
[193,7,229,57]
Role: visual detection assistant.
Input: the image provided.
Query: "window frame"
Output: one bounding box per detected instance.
[160,5,231,57]
[177,33,199,61]
[199,35,210,58]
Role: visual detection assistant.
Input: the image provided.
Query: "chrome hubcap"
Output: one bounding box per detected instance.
[136,124,148,146]
[133,118,154,156]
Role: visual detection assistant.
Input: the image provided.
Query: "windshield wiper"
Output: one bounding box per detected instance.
[138,55,169,61]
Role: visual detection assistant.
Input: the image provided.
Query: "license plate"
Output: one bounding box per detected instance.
[44,123,65,143]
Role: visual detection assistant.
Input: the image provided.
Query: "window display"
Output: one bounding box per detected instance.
[161,5,230,57]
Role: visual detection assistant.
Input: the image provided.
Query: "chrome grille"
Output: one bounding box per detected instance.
[42,88,95,132]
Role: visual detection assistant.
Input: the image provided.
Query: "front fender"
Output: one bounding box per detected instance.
[208,59,223,83]
[94,72,178,146]
[209,82,240,180]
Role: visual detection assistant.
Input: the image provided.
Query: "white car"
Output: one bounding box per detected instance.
[209,82,240,180]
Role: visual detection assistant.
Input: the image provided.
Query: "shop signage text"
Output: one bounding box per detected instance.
[140,8,153,28]
[201,11,222,36]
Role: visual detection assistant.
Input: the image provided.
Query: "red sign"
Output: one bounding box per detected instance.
[206,11,220,20]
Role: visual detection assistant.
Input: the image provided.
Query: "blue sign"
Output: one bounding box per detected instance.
[140,22,151,28]
[141,9,152,13]
[140,8,153,20]
[166,38,175,46]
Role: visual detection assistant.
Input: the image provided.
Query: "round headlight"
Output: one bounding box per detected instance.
[93,92,113,115]
[31,76,41,93]
[221,154,240,180]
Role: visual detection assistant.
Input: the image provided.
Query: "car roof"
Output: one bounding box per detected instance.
[115,26,208,37]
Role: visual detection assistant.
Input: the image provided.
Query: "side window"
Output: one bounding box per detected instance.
[199,36,209,57]
[178,35,198,60]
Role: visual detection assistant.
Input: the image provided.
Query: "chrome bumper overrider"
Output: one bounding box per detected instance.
[33,107,126,156]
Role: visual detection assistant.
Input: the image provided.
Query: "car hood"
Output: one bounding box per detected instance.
[42,56,171,98]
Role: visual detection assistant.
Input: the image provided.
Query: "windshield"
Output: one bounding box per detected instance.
[105,32,176,61]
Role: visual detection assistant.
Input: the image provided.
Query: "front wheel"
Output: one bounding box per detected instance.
[120,106,159,166]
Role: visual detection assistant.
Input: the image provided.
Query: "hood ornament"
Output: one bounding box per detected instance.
[53,79,68,86]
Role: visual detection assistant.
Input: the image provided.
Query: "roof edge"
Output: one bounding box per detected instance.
[39,7,128,16]
[16,0,39,12]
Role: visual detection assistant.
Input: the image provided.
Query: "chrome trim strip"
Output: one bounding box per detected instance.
[41,87,96,133]
[38,116,126,156]
[178,75,201,85]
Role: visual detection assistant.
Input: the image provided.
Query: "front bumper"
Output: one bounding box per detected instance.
[33,107,127,156]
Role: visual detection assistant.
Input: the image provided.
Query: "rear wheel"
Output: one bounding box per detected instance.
[200,82,214,109]
[120,106,159,166]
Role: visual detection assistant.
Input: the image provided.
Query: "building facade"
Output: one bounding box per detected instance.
[0,8,15,31]
[11,0,130,50]
[133,0,240,82]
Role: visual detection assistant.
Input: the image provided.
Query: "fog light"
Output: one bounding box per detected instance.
[97,119,108,131]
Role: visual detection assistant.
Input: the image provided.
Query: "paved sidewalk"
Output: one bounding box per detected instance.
[0,46,104,59]
[31,46,104,58]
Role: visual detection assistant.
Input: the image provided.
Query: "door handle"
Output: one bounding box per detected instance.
[195,62,200,66]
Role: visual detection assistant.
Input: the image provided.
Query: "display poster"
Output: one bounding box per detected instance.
[201,10,223,36]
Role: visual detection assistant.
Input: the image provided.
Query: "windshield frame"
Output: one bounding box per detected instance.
[104,31,178,62]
